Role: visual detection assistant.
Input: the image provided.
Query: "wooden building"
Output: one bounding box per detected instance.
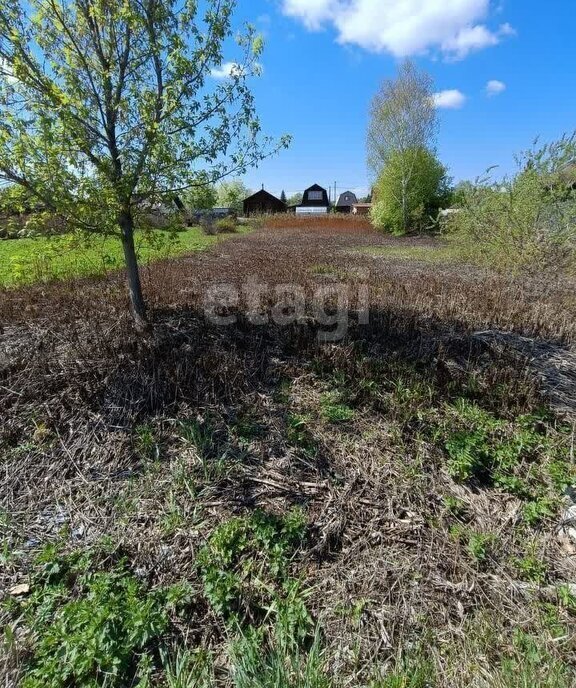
[352,203,372,216]
[301,184,330,209]
[335,191,358,213]
[243,189,286,216]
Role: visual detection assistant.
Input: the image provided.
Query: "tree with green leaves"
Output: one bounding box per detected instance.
[446,133,576,272]
[280,190,286,204]
[367,60,438,234]
[286,192,303,207]
[0,0,289,329]
[184,184,217,212]
[217,179,252,214]
[371,147,450,234]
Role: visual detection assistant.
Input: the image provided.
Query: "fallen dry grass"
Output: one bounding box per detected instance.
[1,223,576,686]
[264,214,374,232]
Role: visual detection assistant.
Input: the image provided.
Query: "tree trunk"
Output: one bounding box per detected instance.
[119,210,148,331]
[401,176,408,233]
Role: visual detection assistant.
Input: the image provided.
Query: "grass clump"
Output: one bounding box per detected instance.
[435,399,573,521]
[5,545,191,688]
[319,392,355,424]
[231,619,330,688]
[372,652,435,688]
[198,509,307,624]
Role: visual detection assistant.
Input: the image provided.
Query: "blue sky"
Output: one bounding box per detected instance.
[217,1,576,201]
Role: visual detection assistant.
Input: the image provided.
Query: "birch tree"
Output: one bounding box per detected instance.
[367,60,438,233]
[0,0,289,329]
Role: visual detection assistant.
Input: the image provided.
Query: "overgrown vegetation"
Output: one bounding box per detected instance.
[4,546,187,687]
[1,223,575,686]
[445,133,576,273]
[198,509,307,623]
[371,146,451,234]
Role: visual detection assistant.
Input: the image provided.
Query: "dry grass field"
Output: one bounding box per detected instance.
[1,219,576,687]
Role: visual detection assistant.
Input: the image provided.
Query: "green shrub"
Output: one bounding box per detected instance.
[371,146,451,235]
[444,132,576,273]
[215,216,238,233]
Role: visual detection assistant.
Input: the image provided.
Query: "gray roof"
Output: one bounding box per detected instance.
[336,191,358,207]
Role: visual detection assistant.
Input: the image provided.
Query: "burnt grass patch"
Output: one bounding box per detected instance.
[1,225,576,686]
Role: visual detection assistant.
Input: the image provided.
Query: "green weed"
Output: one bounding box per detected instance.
[495,630,573,688]
[442,495,467,518]
[438,399,572,520]
[514,550,547,584]
[134,423,159,461]
[319,392,355,424]
[179,416,233,481]
[450,526,496,565]
[287,414,318,456]
[372,651,435,688]
[8,546,190,688]
[522,497,557,526]
[198,509,306,623]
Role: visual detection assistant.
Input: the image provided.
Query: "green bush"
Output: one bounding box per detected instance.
[215,216,238,233]
[371,146,451,235]
[445,132,576,273]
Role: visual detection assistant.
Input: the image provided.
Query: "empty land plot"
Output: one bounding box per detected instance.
[1,222,576,687]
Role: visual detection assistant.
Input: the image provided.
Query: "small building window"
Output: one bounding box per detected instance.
[308,191,323,201]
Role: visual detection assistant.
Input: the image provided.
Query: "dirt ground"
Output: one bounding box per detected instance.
[1,222,576,686]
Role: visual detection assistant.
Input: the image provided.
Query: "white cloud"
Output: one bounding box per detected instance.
[210,62,243,79]
[432,89,467,109]
[210,62,263,79]
[499,22,516,37]
[486,79,506,96]
[282,0,333,30]
[441,25,498,59]
[442,23,514,59]
[281,0,514,59]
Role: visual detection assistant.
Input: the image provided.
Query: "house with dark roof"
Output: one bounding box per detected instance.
[335,191,358,214]
[301,184,329,207]
[243,189,286,216]
[296,184,330,214]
